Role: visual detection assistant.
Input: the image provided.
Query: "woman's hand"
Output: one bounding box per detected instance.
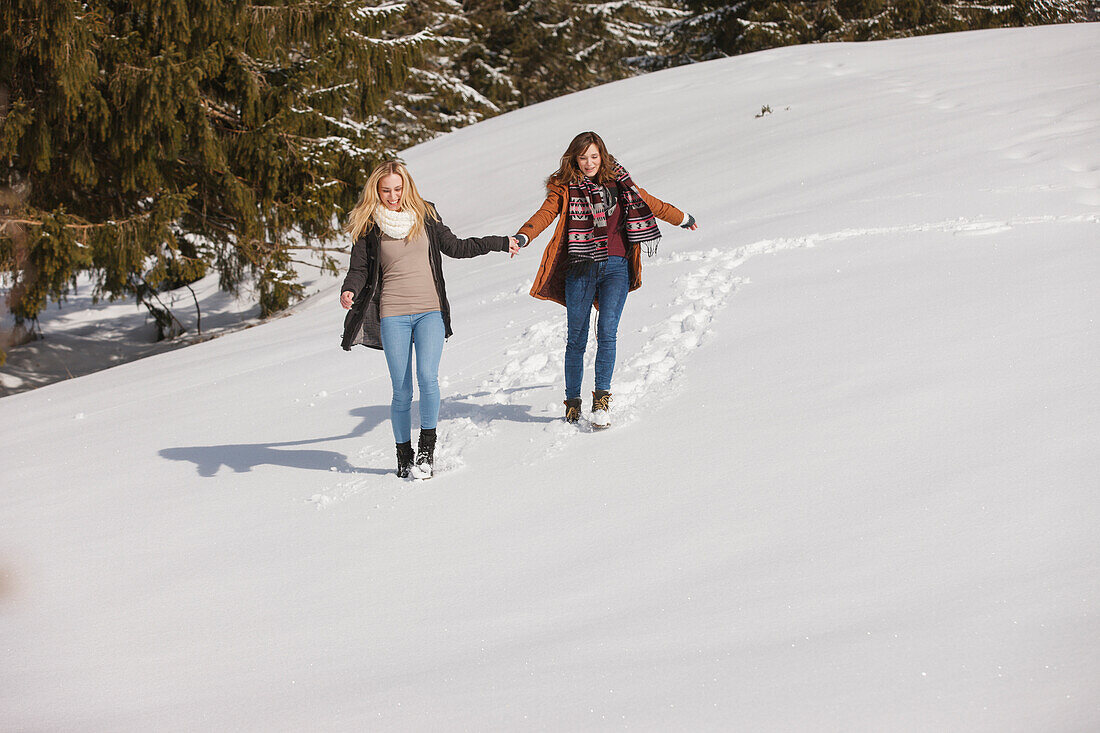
[508,236,521,257]
[340,291,355,309]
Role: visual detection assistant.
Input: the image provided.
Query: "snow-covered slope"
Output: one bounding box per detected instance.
[2,24,1098,730]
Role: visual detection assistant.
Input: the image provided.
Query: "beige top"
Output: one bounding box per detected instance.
[379,231,441,318]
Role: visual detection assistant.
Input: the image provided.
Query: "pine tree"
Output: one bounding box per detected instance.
[379,0,502,148]
[661,0,1094,62]
[460,0,682,109]
[570,1,688,76]
[1,0,424,361]
[657,0,773,64]
[460,0,580,108]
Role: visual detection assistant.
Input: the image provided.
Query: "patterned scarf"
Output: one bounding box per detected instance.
[566,163,661,265]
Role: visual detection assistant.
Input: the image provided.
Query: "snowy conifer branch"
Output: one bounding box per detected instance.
[350,1,406,18]
[350,29,435,47]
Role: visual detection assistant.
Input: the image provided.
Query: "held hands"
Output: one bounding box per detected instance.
[508,233,529,258]
[342,235,520,309]
[504,218,690,262]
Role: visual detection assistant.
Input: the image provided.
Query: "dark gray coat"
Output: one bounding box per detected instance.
[340,209,509,350]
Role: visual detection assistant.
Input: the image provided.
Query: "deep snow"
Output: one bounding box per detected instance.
[1,24,1098,731]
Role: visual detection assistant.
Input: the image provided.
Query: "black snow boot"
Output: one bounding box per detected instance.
[413,428,437,479]
[396,441,414,478]
[564,397,582,424]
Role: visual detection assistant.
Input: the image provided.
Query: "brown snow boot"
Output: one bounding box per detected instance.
[591,390,612,429]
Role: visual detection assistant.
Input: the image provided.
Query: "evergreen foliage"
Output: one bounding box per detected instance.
[742,0,1094,52]
[459,0,582,109]
[660,0,1094,61]
[1,0,421,349]
[572,1,688,75]
[380,0,502,148]
[460,0,683,109]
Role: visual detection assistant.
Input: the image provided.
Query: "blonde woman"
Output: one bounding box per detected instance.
[340,161,520,478]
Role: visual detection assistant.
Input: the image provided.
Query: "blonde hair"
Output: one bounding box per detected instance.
[344,160,438,241]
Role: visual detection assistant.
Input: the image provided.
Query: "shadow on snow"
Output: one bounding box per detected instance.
[160,395,553,476]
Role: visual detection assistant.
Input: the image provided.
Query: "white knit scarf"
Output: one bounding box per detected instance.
[374,205,417,239]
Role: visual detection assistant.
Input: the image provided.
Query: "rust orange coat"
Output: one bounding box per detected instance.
[519,181,685,307]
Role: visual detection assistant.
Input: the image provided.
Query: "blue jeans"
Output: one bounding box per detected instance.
[379,310,445,443]
[564,256,629,399]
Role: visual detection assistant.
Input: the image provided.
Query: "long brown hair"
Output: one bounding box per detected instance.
[547,131,618,187]
[344,160,438,241]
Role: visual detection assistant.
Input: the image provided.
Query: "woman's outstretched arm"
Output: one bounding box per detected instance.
[433,216,513,259]
[635,185,699,231]
[514,187,563,249]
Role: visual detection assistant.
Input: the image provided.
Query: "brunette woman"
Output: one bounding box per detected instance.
[341,161,520,478]
[514,131,697,428]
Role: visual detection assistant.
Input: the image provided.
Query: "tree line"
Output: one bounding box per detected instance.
[0,0,1092,362]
